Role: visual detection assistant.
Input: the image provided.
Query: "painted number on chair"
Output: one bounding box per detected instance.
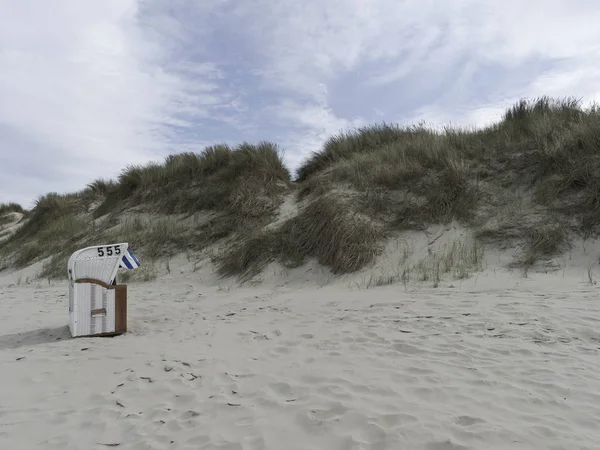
[97,245,122,257]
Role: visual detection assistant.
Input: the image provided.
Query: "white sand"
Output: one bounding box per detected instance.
[1,257,600,450]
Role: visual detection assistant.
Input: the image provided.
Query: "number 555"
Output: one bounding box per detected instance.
[97,245,121,257]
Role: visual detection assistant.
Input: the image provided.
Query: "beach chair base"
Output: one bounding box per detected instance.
[69,279,127,338]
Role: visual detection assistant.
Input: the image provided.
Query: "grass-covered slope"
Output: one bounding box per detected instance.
[2,97,600,282]
[0,142,291,278]
[216,97,600,278]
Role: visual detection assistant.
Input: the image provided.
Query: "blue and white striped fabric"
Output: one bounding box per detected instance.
[119,249,141,270]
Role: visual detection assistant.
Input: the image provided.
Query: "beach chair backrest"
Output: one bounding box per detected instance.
[68,243,129,285]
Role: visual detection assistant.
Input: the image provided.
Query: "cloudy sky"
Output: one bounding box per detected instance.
[1,0,599,207]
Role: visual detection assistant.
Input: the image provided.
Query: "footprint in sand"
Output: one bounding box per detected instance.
[454,415,486,427]
[295,402,349,431]
[425,440,473,450]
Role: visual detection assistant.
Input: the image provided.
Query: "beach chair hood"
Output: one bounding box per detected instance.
[67,243,140,286]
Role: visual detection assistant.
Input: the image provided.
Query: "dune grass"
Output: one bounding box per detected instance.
[297,125,483,230]
[298,97,600,199]
[38,215,190,279]
[2,96,599,281]
[284,96,599,273]
[10,193,84,241]
[0,193,90,268]
[512,218,570,268]
[362,236,485,289]
[97,141,290,216]
[216,195,384,281]
[414,237,485,285]
[1,142,292,277]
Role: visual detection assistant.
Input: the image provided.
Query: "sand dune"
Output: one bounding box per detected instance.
[2,260,600,450]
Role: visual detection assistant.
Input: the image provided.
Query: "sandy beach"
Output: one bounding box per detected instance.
[2,260,600,450]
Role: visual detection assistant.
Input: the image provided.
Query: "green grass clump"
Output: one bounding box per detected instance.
[300,125,480,229]
[85,178,118,197]
[296,123,428,182]
[512,218,570,267]
[96,141,291,216]
[216,195,384,280]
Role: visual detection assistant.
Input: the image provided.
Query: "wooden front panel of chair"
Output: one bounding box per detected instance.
[114,285,127,334]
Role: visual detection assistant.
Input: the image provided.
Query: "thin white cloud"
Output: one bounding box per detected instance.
[208,0,600,168]
[266,100,366,171]
[0,0,229,206]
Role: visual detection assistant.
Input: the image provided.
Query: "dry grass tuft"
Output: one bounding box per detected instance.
[364,237,485,289]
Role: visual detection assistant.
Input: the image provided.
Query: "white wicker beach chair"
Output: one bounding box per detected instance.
[67,243,140,337]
